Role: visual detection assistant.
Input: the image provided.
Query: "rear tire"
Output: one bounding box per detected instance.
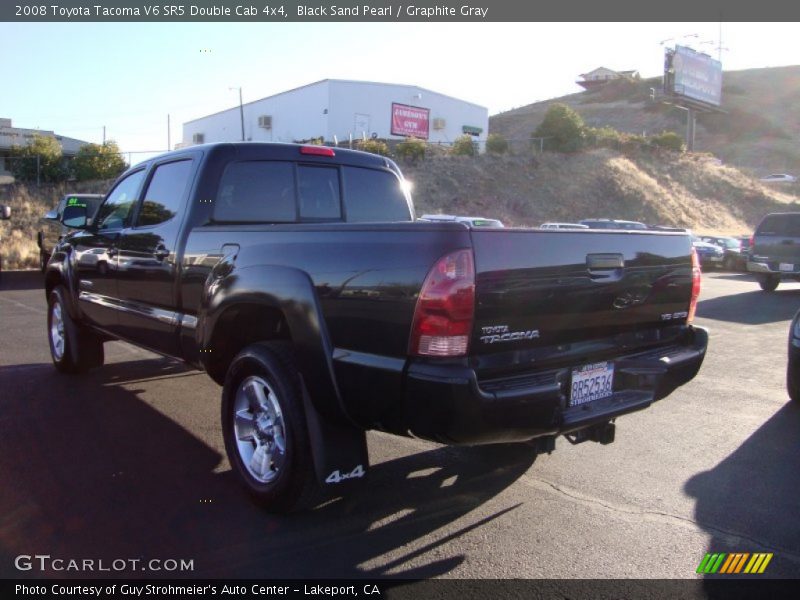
[758,275,780,292]
[47,286,104,373]
[724,256,735,271]
[221,342,320,513]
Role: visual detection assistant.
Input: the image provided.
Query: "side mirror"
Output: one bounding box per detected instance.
[44,209,59,221]
[61,204,88,228]
[0,205,10,220]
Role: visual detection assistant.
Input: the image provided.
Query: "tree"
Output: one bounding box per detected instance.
[533,103,586,153]
[355,138,391,157]
[451,135,477,156]
[7,134,67,183]
[486,133,509,155]
[71,141,128,181]
[395,137,426,164]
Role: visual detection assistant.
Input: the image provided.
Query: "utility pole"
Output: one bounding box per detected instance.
[102,126,106,145]
[229,87,245,141]
[686,107,696,152]
[167,114,171,151]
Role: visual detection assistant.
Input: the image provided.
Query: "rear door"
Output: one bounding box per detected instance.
[115,158,195,354]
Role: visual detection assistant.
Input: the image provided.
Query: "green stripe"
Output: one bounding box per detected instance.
[697,553,713,573]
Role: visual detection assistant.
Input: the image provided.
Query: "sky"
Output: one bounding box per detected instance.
[2,21,799,162]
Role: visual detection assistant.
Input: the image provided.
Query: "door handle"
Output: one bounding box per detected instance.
[154,245,170,261]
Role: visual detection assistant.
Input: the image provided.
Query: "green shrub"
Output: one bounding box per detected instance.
[533,103,586,153]
[485,133,509,155]
[355,138,391,156]
[649,131,686,152]
[71,141,128,181]
[451,135,477,156]
[7,134,68,183]
[395,137,426,163]
[585,126,624,150]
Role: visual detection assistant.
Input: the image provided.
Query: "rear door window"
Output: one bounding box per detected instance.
[214,161,296,222]
[342,166,411,222]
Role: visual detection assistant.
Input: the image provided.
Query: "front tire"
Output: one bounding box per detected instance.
[758,275,780,292]
[221,342,320,513]
[48,286,104,373]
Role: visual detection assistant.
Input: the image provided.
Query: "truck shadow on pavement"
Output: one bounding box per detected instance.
[696,288,800,325]
[684,401,800,581]
[0,270,44,292]
[0,359,534,580]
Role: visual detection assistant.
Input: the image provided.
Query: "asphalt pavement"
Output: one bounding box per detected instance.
[0,270,798,580]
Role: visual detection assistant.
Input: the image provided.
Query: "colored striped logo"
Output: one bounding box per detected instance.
[696,552,773,574]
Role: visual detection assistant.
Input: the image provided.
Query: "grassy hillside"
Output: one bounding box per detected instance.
[404,148,797,234]
[490,66,800,175]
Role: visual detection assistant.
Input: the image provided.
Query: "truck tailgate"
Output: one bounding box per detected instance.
[470,229,694,372]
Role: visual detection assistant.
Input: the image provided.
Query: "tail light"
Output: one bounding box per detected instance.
[687,247,702,323]
[749,234,754,249]
[409,249,475,357]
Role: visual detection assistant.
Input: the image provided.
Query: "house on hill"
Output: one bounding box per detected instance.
[577,68,641,90]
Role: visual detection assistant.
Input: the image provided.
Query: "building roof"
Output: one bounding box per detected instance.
[184,79,487,125]
[0,118,89,155]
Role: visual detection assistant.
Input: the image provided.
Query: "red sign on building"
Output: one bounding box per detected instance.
[391,103,430,139]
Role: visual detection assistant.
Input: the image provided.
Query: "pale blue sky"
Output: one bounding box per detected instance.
[2,22,798,161]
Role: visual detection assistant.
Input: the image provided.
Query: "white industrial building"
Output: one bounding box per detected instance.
[182,79,488,149]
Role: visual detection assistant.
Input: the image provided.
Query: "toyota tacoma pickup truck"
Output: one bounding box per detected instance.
[44,143,707,512]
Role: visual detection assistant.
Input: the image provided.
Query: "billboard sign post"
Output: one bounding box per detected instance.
[391,103,430,139]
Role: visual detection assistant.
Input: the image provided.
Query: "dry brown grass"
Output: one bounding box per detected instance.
[403,148,798,235]
[0,180,111,270]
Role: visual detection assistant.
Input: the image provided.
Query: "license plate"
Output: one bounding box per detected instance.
[570,362,614,406]
[779,263,794,272]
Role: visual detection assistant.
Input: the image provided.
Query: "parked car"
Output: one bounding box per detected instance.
[691,236,724,269]
[38,194,104,271]
[418,214,504,228]
[579,219,648,230]
[44,142,707,513]
[700,235,747,271]
[787,309,800,403]
[0,204,11,278]
[760,174,797,184]
[539,222,589,230]
[748,212,800,291]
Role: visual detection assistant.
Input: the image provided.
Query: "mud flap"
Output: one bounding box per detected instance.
[301,381,369,490]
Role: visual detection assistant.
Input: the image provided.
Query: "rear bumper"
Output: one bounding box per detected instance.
[748,260,800,276]
[403,326,708,444]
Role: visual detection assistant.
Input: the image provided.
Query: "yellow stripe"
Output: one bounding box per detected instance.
[757,553,773,574]
[751,554,768,574]
[734,553,749,573]
[720,554,736,574]
[743,554,759,573]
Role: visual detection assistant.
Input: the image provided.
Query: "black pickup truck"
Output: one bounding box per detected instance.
[44,143,707,512]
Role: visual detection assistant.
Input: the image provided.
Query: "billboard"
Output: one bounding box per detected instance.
[664,45,723,107]
[391,103,430,139]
